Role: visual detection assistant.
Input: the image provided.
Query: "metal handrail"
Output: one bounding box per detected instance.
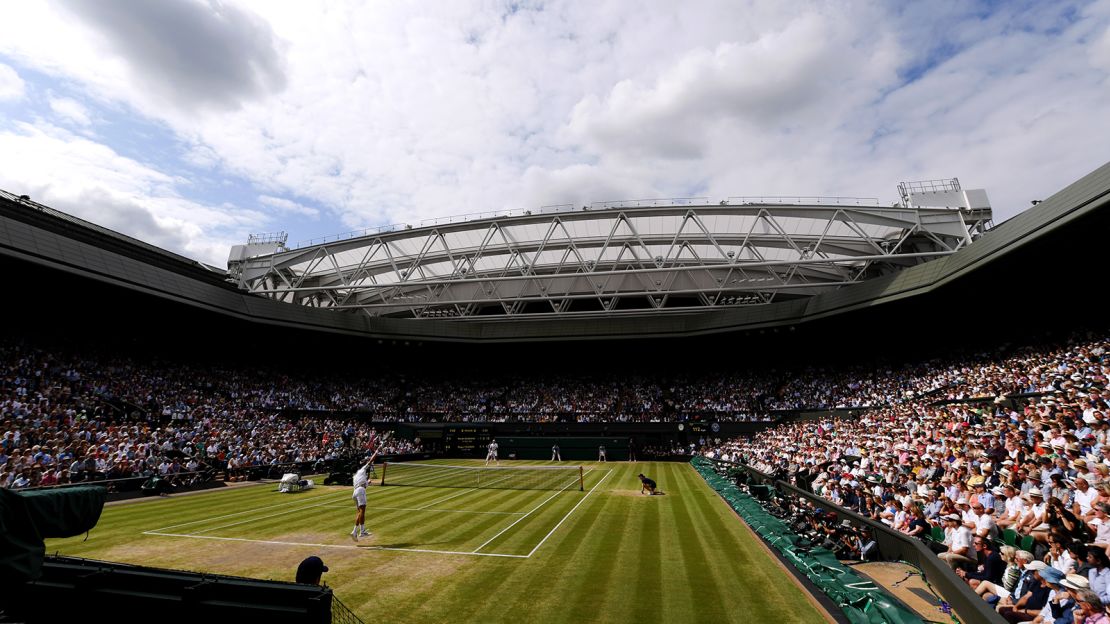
[726,195,880,206]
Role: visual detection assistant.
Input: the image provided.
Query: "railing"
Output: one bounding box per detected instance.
[590,197,709,209]
[11,469,217,494]
[899,179,961,195]
[248,231,289,245]
[294,223,411,248]
[726,195,880,206]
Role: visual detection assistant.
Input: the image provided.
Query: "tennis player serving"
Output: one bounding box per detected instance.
[350,432,390,541]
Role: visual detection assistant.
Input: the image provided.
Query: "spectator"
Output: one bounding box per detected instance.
[939,513,976,570]
[295,556,328,585]
[959,536,1005,588]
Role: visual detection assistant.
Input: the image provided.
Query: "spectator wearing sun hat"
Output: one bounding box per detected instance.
[991,555,1043,607]
[976,480,997,511]
[1094,463,1110,486]
[999,562,1056,622]
[991,485,1009,516]
[1041,573,1090,624]
[1016,490,1048,537]
[1087,503,1110,548]
[939,513,976,569]
[1073,459,1095,485]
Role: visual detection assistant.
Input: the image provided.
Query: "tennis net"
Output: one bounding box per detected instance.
[380,463,584,492]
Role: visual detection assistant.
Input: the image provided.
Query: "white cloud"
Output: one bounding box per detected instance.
[0,121,266,265]
[258,194,319,218]
[0,0,1107,262]
[1091,24,1110,71]
[57,0,286,112]
[0,62,24,101]
[48,95,92,126]
[565,10,900,160]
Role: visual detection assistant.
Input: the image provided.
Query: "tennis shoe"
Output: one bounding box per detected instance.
[359,531,372,537]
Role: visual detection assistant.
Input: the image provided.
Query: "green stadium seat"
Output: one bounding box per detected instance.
[1002,529,1018,546]
[931,526,945,542]
[1020,534,1035,552]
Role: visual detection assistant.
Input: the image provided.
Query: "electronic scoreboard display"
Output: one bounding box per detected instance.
[443,426,492,457]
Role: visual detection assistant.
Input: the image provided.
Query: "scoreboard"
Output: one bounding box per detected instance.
[443,426,492,457]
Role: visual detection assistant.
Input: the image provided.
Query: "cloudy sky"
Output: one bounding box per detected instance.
[1,0,1108,266]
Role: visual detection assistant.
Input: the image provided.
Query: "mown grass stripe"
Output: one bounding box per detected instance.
[497,473,616,621]
[45,461,826,624]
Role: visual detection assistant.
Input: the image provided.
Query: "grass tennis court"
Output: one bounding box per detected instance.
[45,460,826,624]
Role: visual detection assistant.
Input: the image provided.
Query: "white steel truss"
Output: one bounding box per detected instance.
[227,201,992,319]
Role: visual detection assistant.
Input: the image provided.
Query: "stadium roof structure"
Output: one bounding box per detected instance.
[3,161,1109,343]
[227,181,991,321]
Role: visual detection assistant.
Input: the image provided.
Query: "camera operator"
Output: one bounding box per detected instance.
[833,520,878,561]
[856,527,878,562]
[831,519,859,558]
[808,512,842,551]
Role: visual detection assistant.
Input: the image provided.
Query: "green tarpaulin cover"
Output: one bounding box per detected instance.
[0,486,106,581]
[691,458,923,624]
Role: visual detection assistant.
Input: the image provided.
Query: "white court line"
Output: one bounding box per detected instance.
[472,470,589,553]
[526,469,613,557]
[141,531,526,558]
[143,466,596,560]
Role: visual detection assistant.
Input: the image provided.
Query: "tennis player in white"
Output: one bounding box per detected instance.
[485,439,499,466]
[350,450,379,541]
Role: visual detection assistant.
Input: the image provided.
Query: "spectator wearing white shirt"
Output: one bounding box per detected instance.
[1087,503,1110,548]
[968,501,998,541]
[939,513,976,569]
[1074,477,1099,520]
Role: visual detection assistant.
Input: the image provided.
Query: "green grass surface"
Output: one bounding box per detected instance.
[46,460,825,624]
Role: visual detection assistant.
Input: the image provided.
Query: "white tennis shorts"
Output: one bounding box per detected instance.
[353,486,366,507]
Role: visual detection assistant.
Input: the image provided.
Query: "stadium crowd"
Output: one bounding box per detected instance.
[3,329,1107,499]
[708,332,1110,616]
[0,341,422,490]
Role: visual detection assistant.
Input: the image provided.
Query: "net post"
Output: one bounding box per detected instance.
[380,462,388,486]
[578,466,584,492]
